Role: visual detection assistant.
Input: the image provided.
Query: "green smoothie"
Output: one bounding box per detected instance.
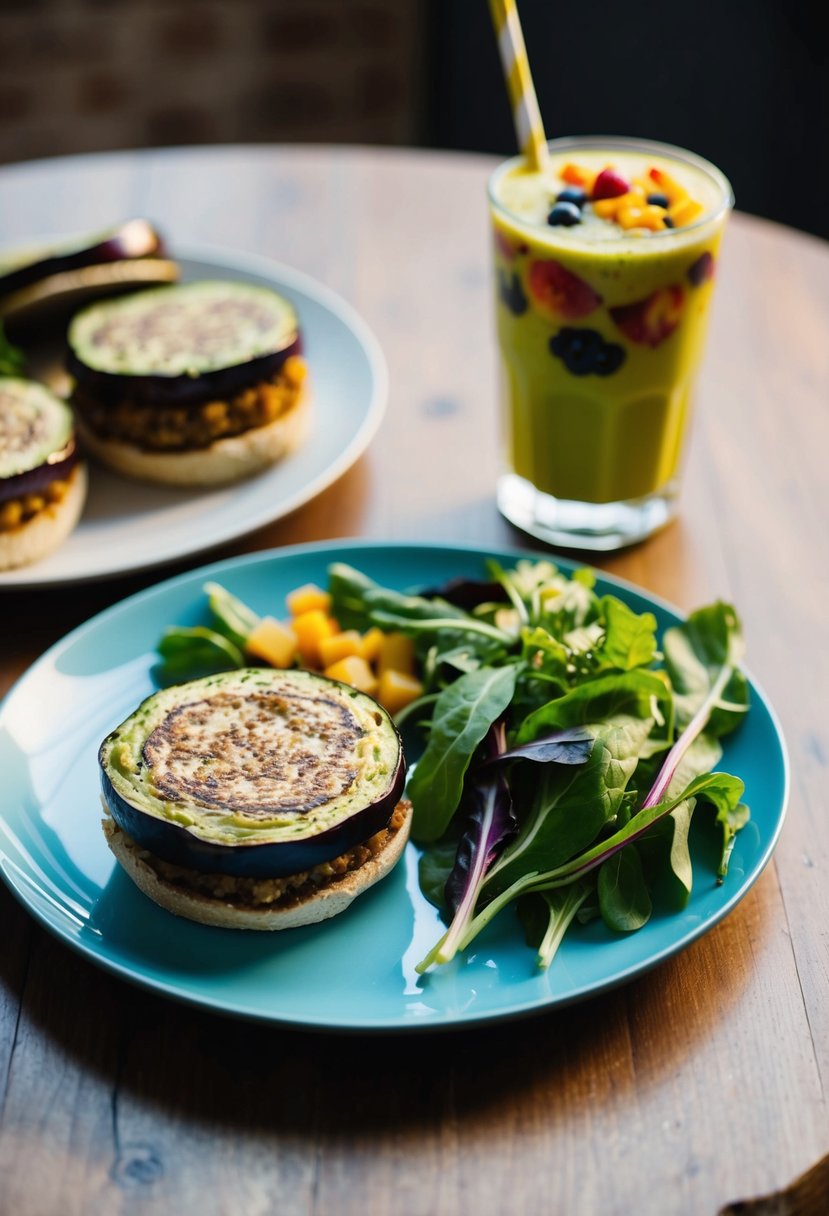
[490,137,732,545]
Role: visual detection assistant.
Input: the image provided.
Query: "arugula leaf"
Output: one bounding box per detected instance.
[663,601,749,736]
[408,665,517,843]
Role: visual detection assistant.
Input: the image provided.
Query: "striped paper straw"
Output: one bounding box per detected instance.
[488,0,550,174]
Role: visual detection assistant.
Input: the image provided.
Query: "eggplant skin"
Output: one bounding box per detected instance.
[0,438,79,506]
[99,670,407,879]
[68,337,301,411]
[67,280,302,410]
[0,219,166,297]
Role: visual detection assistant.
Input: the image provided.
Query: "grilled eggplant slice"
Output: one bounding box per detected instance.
[68,279,301,408]
[0,220,179,332]
[0,377,86,569]
[99,669,406,879]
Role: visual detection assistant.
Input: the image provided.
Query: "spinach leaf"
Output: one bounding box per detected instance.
[156,626,245,682]
[516,669,672,745]
[484,714,654,897]
[408,665,517,843]
[598,845,652,931]
[594,596,659,672]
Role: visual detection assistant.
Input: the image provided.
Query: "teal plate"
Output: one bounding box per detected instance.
[0,541,789,1031]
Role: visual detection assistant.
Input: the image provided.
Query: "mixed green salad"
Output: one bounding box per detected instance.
[155,557,750,973]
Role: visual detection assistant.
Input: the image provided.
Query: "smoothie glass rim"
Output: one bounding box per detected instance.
[488,134,734,241]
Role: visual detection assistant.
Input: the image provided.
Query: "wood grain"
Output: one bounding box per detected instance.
[1,147,827,1216]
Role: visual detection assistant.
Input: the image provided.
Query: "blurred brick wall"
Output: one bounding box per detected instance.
[0,0,425,165]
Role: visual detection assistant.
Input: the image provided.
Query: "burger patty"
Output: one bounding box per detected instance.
[0,476,73,532]
[108,802,409,910]
[72,354,306,452]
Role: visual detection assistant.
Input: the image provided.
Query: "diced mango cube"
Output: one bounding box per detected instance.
[292,609,338,667]
[648,166,688,204]
[377,632,416,676]
[619,203,670,232]
[245,617,298,668]
[359,627,385,664]
[324,655,378,695]
[286,583,332,617]
[318,629,364,668]
[668,198,704,227]
[377,669,424,716]
[562,162,595,190]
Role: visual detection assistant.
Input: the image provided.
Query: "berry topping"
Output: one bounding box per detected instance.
[609,286,685,347]
[498,269,529,316]
[556,187,587,207]
[687,251,715,286]
[592,168,631,200]
[547,202,582,227]
[646,192,670,208]
[549,328,625,377]
[528,259,602,319]
[494,228,518,261]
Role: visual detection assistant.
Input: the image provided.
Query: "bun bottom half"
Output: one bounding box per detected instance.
[76,387,310,488]
[0,462,87,571]
[102,800,413,931]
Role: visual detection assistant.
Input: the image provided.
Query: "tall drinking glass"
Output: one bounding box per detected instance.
[489,136,733,549]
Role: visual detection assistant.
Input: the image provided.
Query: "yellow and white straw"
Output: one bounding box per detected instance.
[488,0,550,174]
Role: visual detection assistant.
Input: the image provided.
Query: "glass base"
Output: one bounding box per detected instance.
[497,473,679,551]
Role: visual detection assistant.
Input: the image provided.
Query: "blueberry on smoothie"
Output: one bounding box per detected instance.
[687,251,715,286]
[549,328,626,376]
[547,202,582,227]
[498,269,529,315]
[556,187,587,207]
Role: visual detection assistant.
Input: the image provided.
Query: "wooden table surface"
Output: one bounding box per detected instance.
[0,146,827,1216]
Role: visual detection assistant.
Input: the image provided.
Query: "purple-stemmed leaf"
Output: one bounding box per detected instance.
[479,726,593,768]
[416,721,516,971]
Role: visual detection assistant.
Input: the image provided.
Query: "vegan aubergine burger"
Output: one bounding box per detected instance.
[99,669,411,929]
[68,280,310,487]
[0,377,87,570]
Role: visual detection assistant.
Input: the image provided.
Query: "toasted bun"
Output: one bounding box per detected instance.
[76,386,310,487]
[0,462,87,571]
[102,800,412,931]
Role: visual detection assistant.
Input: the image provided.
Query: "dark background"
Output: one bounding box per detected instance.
[422,0,829,240]
[0,0,826,240]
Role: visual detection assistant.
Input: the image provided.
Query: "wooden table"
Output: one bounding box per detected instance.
[0,146,827,1216]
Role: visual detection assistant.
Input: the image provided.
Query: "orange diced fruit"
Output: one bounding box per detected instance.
[668,198,704,227]
[359,626,385,664]
[594,191,641,220]
[292,609,338,667]
[324,655,378,695]
[318,630,364,668]
[286,583,332,617]
[562,162,595,190]
[620,204,671,232]
[377,670,424,716]
[648,166,688,204]
[245,617,298,668]
[377,632,416,676]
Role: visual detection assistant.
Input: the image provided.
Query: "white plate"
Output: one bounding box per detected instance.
[0,247,387,589]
